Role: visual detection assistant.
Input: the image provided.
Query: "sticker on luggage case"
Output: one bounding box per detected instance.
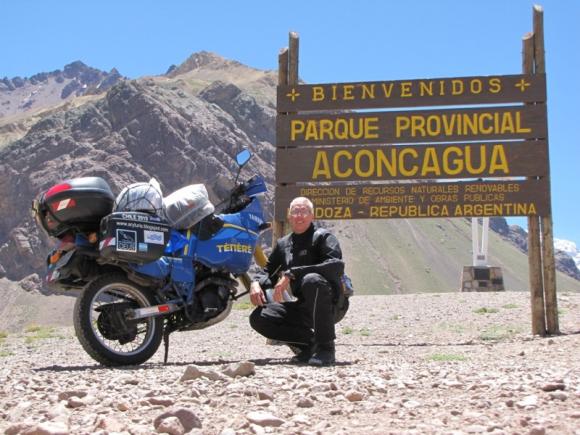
[144,230,165,245]
[116,229,137,252]
[138,243,148,252]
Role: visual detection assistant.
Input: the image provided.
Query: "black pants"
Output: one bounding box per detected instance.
[249,273,336,346]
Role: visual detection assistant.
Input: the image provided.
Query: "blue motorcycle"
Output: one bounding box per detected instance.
[32,150,269,366]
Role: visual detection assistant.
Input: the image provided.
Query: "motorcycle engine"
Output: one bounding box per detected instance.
[196,283,230,321]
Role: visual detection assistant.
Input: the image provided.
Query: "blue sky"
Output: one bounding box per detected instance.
[2,0,579,246]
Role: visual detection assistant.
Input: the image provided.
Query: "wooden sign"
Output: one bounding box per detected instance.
[278,74,546,112]
[275,179,549,220]
[276,105,547,147]
[276,141,548,183]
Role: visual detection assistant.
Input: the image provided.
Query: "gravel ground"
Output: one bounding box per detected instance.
[0,291,579,434]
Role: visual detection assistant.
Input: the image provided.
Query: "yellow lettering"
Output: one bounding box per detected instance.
[443,146,463,175]
[312,86,325,102]
[399,148,419,176]
[334,150,353,178]
[381,83,394,98]
[361,84,375,100]
[421,147,440,175]
[335,119,349,140]
[516,111,531,133]
[426,116,441,137]
[305,121,319,140]
[442,114,456,136]
[463,114,478,135]
[355,150,374,177]
[350,118,364,140]
[478,113,494,134]
[365,117,379,139]
[489,78,501,94]
[489,144,509,174]
[319,119,334,140]
[419,81,433,96]
[500,113,515,133]
[312,151,331,179]
[396,116,411,137]
[452,79,464,95]
[400,82,412,97]
[411,115,426,137]
[377,148,396,177]
[290,120,305,141]
[343,85,355,100]
[470,79,483,94]
[465,145,486,174]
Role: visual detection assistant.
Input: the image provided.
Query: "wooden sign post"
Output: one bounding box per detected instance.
[274,5,558,335]
[524,5,558,335]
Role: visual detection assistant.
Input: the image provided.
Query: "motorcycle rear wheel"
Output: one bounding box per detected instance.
[74,273,163,366]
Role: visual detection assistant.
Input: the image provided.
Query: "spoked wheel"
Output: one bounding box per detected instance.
[74,273,163,366]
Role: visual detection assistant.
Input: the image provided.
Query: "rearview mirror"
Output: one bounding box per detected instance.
[235,149,252,167]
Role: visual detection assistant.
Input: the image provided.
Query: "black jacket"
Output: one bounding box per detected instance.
[255,224,344,299]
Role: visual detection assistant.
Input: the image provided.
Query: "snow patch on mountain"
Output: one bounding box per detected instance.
[555,239,580,269]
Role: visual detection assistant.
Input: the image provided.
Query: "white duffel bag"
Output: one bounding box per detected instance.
[163,184,215,229]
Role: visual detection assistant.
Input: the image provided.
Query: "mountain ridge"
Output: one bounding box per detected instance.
[0,61,123,120]
[0,52,578,293]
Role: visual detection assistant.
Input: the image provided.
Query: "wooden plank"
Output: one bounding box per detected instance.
[534,4,559,335]
[275,179,550,220]
[276,105,547,147]
[273,47,290,245]
[533,6,546,75]
[542,215,559,334]
[288,32,299,85]
[523,29,546,336]
[278,48,289,86]
[527,215,545,335]
[276,141,548,183]
[277,74,546,112]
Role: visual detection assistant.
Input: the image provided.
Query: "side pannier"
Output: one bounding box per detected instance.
[99,212,170,264]
[163,184,215,230]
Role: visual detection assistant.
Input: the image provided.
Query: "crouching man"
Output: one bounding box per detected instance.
[249,197,344,366]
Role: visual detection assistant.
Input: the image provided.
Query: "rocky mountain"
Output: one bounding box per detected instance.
[0,52,578,294]
[555,239,580,268]
[0,53,277,287]
[489,218,580,281]
[0,61,123,119]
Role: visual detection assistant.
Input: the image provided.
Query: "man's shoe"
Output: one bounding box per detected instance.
[308,342,335,366]
[289,343,313,364]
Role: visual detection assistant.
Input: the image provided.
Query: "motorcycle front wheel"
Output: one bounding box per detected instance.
[73,273,164,366]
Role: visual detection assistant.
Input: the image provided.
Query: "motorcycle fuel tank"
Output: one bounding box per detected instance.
[188,198,264,274]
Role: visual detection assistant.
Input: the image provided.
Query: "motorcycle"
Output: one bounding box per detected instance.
[32,150,269,366]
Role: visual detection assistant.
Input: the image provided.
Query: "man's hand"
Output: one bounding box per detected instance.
[273,275,291,302]
[250,281,266,306]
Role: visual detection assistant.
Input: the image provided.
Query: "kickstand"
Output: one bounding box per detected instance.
[163,330,170,365]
